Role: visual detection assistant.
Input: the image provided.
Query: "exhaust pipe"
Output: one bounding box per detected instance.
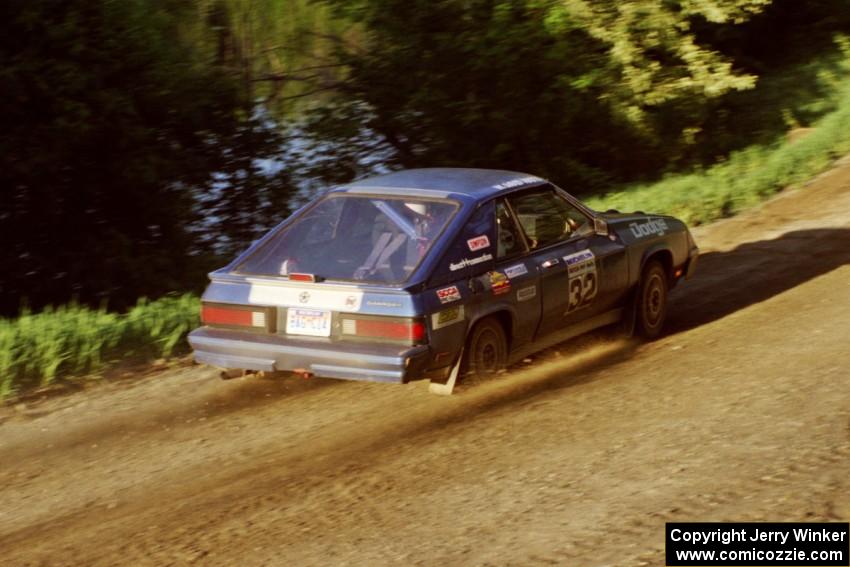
[219,369,257,380]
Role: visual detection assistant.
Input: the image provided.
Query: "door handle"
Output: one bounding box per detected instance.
[541,258,560,269]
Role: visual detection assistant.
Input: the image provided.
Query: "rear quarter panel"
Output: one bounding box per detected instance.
[608,215,691,287]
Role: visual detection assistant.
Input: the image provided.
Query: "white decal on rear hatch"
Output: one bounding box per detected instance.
[247,282,364,311]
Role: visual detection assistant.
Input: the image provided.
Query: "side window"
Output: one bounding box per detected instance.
[495,200,526,259]
[507,188,591,250]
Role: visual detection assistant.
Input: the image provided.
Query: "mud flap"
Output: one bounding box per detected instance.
[428,348,463,396]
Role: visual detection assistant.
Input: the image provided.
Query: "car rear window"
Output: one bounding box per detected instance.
[234,194,459,284]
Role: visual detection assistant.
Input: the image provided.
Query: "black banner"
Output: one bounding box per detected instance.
[666,522,849,566]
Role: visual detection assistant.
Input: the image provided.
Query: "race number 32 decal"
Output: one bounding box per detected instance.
[563,250,598,313]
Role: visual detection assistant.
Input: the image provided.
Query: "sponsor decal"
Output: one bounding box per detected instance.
[449,253,493,272]
[436,285,462,304]
[366,300,403,308]
[629,218,668,239]
[504,263,528,279]
[246,282,362,311]
[565,250,595,276]
[432,305,465,330]
[492,175,543,190]
[516,285,537,302]
[489,271,512,296]
[562,249,598,313]
[467,234,490,252]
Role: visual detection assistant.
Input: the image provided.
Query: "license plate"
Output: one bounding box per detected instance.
[286,308,332,337]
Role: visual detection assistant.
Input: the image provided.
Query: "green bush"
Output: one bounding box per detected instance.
[0,294,199,398]
[585,82,850,224]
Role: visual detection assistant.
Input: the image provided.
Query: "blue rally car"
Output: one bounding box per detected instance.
[188,169,698,394]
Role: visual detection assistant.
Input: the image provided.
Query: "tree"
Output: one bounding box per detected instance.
[544,0,772,124]
[0,0,290,314]
[294,0,776,190]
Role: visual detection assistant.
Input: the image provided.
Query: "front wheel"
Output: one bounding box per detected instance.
[461,316,508,382]
[635,261,668,339]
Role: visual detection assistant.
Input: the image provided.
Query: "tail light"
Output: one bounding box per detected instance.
[341,316,426,344]
[201,303,273,331]
[289,273,321,282]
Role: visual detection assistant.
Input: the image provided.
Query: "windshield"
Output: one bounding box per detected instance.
[234,194,459,284]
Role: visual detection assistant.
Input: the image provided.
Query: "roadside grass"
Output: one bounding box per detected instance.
[0,294,199,399]
[587,91,850,223]
[586,45,850,224]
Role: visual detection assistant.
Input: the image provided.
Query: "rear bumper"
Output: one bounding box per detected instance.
[188,327,431,383]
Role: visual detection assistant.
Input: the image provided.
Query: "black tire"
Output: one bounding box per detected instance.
[461,316,508,382]
[635,260,668,339]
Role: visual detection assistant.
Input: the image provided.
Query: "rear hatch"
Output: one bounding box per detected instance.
[197,191,463,346]
[199,272,426,346]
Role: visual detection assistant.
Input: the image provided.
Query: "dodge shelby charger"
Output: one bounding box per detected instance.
[189,168,698,394]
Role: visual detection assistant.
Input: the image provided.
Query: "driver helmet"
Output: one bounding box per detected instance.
[404,202,428,216]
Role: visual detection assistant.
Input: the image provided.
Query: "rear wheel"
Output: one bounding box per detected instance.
[461,316,508,382]
[636,260,668,339]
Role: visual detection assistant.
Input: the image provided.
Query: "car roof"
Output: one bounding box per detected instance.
[332,168,547,202]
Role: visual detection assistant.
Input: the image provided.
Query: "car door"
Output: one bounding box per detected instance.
[491,198,540,350]
[505,186,626,339]
[424,198,545,359]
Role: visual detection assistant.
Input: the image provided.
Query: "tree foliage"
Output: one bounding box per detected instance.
[544,0,771,123]
[291,0,778,190]
[298,0,849,190]
[0,0,294,315]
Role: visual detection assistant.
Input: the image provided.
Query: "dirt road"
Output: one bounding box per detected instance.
[2,159,850,566]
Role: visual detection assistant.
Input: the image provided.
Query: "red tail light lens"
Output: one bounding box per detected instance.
[289,273,321,282]
[201,304,269,329]
[341,317,426,343]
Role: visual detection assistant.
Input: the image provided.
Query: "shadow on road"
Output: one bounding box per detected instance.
[667,228,850,334]
[198,371,340,417]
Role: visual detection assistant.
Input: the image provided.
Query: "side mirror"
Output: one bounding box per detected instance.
[594,218,609,236]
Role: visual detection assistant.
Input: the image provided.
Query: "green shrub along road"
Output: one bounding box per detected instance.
[586,83,850,224]
[0,295,199,399]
